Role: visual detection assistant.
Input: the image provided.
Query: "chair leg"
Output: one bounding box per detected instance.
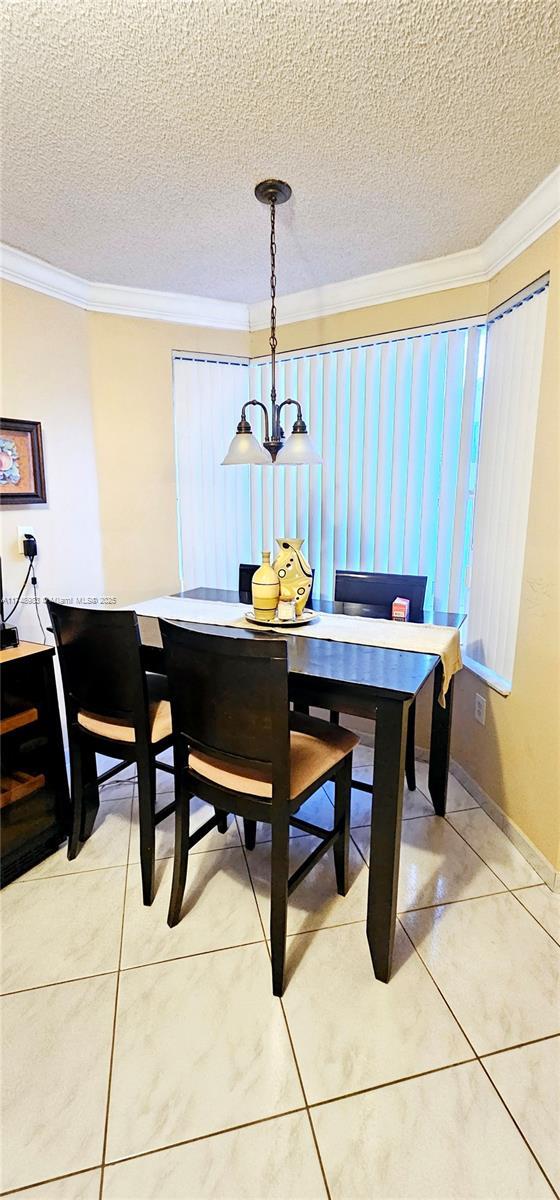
[167,766,190,927]
[333,755,351,895]
[67,736,85,860]
[137,751,157,906]
[243,818,257,850]
[270,812,290,997]
[215,808,228,834]
[405,699,417,791]
[79,745,100,842]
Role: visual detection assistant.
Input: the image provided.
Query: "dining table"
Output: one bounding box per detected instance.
[138,587,465,984]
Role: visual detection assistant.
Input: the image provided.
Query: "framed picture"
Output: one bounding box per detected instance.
[0,419,47,505]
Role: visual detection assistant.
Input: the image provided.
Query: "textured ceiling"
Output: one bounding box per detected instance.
[2,0,559,303]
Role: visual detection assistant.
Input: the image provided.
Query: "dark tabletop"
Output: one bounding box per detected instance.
[138,588,465,706]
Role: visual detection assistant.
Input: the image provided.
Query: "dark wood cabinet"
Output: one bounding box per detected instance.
[1,642,69,885]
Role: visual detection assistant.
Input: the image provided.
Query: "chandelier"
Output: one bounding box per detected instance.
[222,180,321,466]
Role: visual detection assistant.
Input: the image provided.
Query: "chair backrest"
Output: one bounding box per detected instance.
[47,600,148,727]
[159,620,291,795]
[239,562,315,605]
[334,571,428,621]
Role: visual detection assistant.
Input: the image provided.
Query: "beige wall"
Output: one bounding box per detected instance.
[0,280,104,641]
[88,314,248,605]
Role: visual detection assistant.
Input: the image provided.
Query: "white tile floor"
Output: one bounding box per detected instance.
[2,755,559,1199]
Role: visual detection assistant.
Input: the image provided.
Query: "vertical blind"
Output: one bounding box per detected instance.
[464,282,549,692]
[174,319,486,612]
[173,354,253,590]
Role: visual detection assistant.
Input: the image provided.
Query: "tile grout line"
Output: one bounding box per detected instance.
[0,1111,311,1197]
[508,887,560,950]
[307,1057,478,1110]
[9,860,131,886]
[1,968,119,999]
[478,1056,559,1197]
[351,826,515,923]
[15,839,244,884]
[349,807,544,915]
[97,781,136,1200]
[480,1032,560,1060]
[0,1167,102,1198]
[237,830,333,1200]
[441,811,538,891]
[397,918,559,1194]
[76,1109,310,1177]
[118,935,267,973]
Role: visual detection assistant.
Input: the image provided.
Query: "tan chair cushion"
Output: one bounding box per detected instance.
[189,712,359,800]
[77,699,172,745]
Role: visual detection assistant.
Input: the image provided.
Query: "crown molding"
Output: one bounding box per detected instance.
[0,243,90,308]
[480,165,560,276]
[0,244,250,331]
[86,280,249,330]
[1,166,558,331]
[249,244,488,330]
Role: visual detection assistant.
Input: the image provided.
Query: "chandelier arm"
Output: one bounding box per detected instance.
[276,398,307,433]
[240,399,270,443]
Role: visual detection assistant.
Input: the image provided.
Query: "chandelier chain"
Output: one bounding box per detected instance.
[269,198,277,406]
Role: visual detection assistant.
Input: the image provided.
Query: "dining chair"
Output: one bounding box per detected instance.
[160,619,358,996]
[238,562,315,605]
[47,601,223,906]
[332,571,428,793]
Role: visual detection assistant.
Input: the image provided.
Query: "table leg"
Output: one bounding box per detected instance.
[366,698,407,982]
[428,665,454,816]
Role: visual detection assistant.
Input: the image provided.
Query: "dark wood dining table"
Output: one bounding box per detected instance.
[139,587,464,984]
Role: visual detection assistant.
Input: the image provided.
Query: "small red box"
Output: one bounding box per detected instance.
[392,596,410,622]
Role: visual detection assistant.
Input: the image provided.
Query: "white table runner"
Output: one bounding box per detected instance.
[132,595,462,704]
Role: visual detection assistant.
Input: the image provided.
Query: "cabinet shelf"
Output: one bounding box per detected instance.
[0,707,39,736]
[1,771,46,809]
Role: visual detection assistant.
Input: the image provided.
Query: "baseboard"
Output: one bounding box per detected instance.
[413,744,559,892]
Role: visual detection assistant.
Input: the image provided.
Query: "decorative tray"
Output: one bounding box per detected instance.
[245,610,318,629]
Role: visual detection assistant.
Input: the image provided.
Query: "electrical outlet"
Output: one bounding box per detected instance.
[474,693,486,725]
[17,526,34,554]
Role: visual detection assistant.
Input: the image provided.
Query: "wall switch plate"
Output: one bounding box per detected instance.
[474,693,487,725]
[17,526,34,554]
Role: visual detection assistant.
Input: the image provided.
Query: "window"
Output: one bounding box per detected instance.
[464,281,549,693]
[174,318,486,614]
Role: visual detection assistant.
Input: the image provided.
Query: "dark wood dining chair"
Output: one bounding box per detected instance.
[239,562,315,605]
[160,619,358,996]
[47,600,181,906]
[332,571,428,793]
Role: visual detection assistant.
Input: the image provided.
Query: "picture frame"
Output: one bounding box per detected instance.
[0,418,47,506]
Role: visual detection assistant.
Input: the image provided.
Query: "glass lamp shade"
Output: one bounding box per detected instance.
[222,432,272,465]
[274,432,322,465]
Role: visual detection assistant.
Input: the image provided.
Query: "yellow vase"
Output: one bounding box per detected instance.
[272,538,312,616]
[251,551,280,622]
